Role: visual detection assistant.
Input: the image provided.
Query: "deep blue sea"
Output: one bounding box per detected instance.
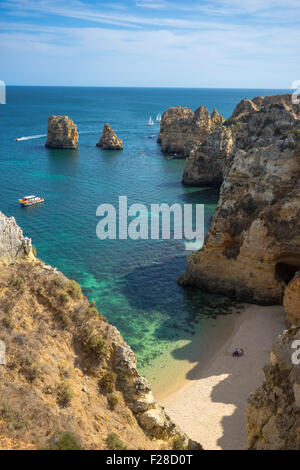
[0,87,289,385]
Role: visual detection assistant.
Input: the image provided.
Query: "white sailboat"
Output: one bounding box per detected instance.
[156,113,162,122]
[148,116,154,126]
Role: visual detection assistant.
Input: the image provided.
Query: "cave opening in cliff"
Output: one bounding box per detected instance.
[275,261,300,284]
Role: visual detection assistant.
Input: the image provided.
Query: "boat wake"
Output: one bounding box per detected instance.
[16,134,46,141]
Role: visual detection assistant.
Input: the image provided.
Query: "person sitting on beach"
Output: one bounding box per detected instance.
[233,347,244,357]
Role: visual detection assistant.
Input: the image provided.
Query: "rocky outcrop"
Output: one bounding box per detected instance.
[157,106,217,158]
[181,94,300,187]
[182,125,236,186]
[45,115,78,149]
[179,94,300,304]
[97,124,123,150]
[0,210,199,450]
[0,212,33,265]
[246,326,300,449]
[230,98,258,120]
[283,272,300,326]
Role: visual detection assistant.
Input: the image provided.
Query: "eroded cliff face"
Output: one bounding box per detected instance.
[157,106,218,158]
[45,115,78,149]
[0,212,198,450]
[182,125,236,187]
[246,326,300,450]
[179,94,298,187]
[0,212,33,265]
[283,271,300,326]
[97,123,123,150]
[179,94,300,305]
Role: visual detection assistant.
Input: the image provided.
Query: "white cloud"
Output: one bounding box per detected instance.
[0,0,299,87]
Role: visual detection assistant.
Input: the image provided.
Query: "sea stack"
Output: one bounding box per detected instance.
[157,106,213,158]
[45,115,78,149]
[97,123,123,150]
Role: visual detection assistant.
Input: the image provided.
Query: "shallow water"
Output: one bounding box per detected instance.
[0,86,289,377]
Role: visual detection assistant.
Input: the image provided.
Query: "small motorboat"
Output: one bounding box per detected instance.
[15,138,21,141]
[148,116,154,126]
[19,195,45,206]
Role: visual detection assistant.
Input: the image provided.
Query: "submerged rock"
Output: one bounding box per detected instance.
[97,123,123,150]
[246,326,300,449]
[179,94,300,304]
[45,115,78,149]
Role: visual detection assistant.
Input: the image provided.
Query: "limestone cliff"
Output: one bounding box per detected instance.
[179,94,300,305]
[45,115,78,149]
[0,212,33,265]
[97,124,123,150]
[246,326,300,449]
[283,271,300,326]
[181,94,299,187]
[157,106,217,158]
[0,212,199,450]
[182,125,236,187]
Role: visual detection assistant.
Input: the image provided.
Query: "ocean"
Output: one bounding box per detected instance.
[0,87,289,392]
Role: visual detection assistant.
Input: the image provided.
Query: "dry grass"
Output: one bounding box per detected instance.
[0,259,169,450]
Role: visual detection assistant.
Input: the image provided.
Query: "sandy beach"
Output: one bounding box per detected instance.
[159,305,286,450]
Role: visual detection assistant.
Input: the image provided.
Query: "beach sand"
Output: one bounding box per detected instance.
[159,305,286,450]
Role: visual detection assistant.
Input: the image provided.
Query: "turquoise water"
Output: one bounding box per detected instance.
[0,87,289,373]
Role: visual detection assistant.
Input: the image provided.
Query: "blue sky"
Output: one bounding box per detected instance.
[0,0,299,87]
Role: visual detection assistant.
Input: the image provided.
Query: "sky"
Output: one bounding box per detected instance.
[0,0,299,87]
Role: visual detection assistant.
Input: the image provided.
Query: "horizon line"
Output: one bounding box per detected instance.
[5,85,291,90]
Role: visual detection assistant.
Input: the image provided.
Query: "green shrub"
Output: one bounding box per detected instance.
[224,118,241,129]
[52,276,65,288]
[56,381,73,408]
[47,431,82,450]
[106,432,127,450]
[273,127,281,136]
[107,393,119,410]
[19,356,40,383]
[86,306,99,317]
[59,292,70,304]
[172,435,188,450]
[88,336,107,358]
[0,403,27,431]
[82,328,107,359]
[99,372,117,394]
[67,280,82,300]
[2,316,11,329]
[11,276,24,290]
